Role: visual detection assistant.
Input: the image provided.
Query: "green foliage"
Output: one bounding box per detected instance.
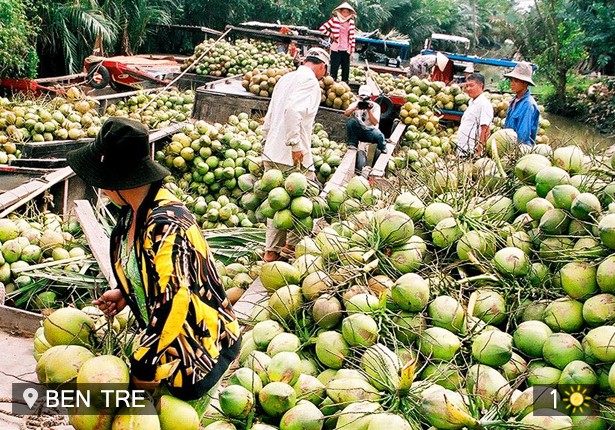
[571,0,615,74]
[36,1,118,74]
[0,0,39,78]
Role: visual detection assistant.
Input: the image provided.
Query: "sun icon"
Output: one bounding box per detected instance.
[562,385,591,414]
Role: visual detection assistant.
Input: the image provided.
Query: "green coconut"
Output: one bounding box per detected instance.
[598,213,615,249]
[515,153,551,184]
[43,307,94,347]
[559,360,598,386]
[391,273,429,312]
[344,293,381,314]
[542,332,584,369]
[261,169,284,192]
[341,313,379,347]
[76,355,130,407]
[571,192,602,220]
[526,197,555,221]
[273,209,294,230]
[367,413,412,430]
[267,351,301,385]
[394,192,425,221]
[539,208,570,235]
[597,255,615,293]
[157,395,199,430]
[423,202,455,228]
[295,237,320,258]
[112,401,160,430]
[513,320,553,358]
[267,332,301,356]
[312,294,343,329]
[519,410,573,429]
[36,345,95,388]
[551,184,580,210]
[301,271,332,301]
[535,166,570,197]
[513,186,539,212]
[268,187,291,211]
[292,374,326,405]
[471,331,513,367]
[494,246,530,277]
[428,295,465,333]
[583,326,615,363]
[314,227,349,260]
[420,362,463,390]
[553,145,585,173]
[244,351,271,384]
[543,298,584,333]
[68,404,114,430]
[527,361,562,386]
[393,311,426,344]
[252,320,285,350]
[506,230,532,254]
[279,401,324,430]
[315,331,350,369]
[334,401,381,430]
[431,217,462,248]
[558,261,598,299]
[293,254,324,278]
[346,176,370,199]
[539,236,575,261]
[228,367,263,394]
[269,284,304,322]
[259,382,297,417]
[420,327,461,361]
[421,387,477,429]
[583,293,615,326]
[260,261,301,292]
[572,415,607,430]
[284,172,308,197]
[501,352,528,380]
[326,377,381,405]
[326,188,346,212]
[373,209,414,246]
[466,364,511,410]
[360,343,401,391]
[203,423,236,430]
[389,236,425,274]
[472,289,507,325]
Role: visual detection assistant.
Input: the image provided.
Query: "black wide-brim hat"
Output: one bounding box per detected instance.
[67,117,170,190]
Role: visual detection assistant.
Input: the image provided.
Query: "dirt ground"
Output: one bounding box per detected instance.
[0,330,71,430]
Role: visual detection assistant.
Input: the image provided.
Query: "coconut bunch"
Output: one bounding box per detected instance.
[0,86,101,149]
[320,77,355,110]
[310,126,346,184]
[33,305,203,430]
[105,88,194,129]
[183,38,294,77]
[253,169,326,236]
[219,142,615,428]
[156,113,265,224]
[0,213,97,312]
[243,68,293,98]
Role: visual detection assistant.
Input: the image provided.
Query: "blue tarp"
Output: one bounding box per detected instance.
[421,49,538,71]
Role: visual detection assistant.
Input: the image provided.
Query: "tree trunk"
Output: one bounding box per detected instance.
[554,67,568,112]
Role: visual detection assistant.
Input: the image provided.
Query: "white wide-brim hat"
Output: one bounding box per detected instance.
[504,62,535,86]
[333,2,356,14]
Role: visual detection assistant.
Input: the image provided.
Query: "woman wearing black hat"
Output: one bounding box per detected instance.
[67,117,241,413]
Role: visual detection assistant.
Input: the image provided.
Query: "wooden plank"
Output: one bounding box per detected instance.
[370,121,406,178]
[321,149,357,197]
[0,305,43,337]
[73,200,116,288]
[0,167,74,216]
[233,278,268,321]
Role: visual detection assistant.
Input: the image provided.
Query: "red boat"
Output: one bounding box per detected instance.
[0,54,183,96]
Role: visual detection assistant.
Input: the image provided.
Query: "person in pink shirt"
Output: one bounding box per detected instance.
[319,2,356,82]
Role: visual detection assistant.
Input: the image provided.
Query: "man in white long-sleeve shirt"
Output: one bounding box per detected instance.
[261,47,330,262]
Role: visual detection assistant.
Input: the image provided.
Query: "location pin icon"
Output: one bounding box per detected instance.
[23,387,38,409]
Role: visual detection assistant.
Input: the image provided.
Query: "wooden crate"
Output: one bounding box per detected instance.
[193,77,350,142]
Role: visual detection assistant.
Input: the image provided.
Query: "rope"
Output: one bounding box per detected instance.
[136,27,233,115]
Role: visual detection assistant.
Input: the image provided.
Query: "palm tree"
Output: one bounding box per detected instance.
[36,0,117,74]
[102,0,179,55]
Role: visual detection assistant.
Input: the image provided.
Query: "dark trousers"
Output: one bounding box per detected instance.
[346,118,386,151]
[331,50,351,82]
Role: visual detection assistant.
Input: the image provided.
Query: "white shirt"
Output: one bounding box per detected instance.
[350,100,381,129]
[262,66,322,170]
[457,92,493,155]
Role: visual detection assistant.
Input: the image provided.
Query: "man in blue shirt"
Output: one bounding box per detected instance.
[504,62,540,145]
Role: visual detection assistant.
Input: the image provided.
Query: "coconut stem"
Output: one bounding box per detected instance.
[490,139,507,178]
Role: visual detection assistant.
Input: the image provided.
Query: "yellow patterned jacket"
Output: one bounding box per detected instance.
[109,184,241,397]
